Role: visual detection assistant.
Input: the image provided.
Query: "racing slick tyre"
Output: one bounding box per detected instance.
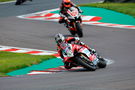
[98,58,107,68]
[69,30,76,36]
[76,22,83,37]
[75,54,96,71]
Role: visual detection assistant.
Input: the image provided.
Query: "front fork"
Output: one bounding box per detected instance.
[65,17,82,31]
[69,20,82,31]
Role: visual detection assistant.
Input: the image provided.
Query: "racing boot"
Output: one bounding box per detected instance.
[59,17,65,24]
[64,61,78,69]
[91,49,97,54]
[64,62,72,69]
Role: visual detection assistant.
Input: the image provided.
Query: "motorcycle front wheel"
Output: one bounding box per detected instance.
[98,58,107,68]
[75,54,96,71]
[76,22,83,37]
[69,30,76,36]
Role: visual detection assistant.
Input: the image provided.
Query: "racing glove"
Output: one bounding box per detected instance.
[91,49,96,54]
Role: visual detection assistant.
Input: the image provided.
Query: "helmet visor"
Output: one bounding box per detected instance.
[58,39,63,44]
[64,2,70,5]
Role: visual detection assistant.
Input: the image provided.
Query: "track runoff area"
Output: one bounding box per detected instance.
[0,45,114,76]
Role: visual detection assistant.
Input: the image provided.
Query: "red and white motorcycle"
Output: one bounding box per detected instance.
[60,43,106,71]
[61,6,83,37]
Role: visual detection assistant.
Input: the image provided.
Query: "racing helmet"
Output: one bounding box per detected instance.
[63,0,72,8]
[55,33,65,45]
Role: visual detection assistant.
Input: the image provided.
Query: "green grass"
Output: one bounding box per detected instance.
[0,51,55,77]
[0,0,14,2]
[79,3,135,17]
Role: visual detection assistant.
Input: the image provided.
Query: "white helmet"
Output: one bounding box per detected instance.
[55,33,65,45]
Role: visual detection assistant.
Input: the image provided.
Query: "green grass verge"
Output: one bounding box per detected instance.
[0,51,55,77]
[79,3,135,17]
[0,0,14,2]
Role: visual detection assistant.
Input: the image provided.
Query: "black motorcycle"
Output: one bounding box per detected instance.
[15,0,32,5]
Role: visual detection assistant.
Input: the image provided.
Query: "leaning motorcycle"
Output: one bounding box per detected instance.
[61,6,83,37]
[60,43,107,71]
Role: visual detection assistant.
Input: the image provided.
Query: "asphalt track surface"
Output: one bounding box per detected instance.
[0,0,135,90]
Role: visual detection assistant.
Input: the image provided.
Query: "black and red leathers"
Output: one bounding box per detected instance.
[59,1,82,24]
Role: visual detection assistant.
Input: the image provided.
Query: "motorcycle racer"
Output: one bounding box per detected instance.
[55,33,96,69]
[59,0,83,24]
